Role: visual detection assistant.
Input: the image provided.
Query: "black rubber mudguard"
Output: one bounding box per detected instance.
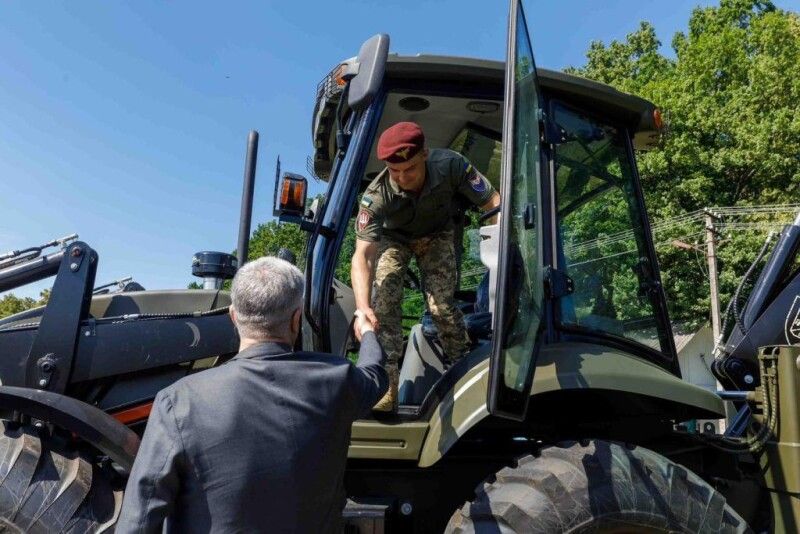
[0,385,140,473]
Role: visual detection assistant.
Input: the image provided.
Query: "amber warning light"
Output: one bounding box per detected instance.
[279,174,307,216]
[334,64,348,87]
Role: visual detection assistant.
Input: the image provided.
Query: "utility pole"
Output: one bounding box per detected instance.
[705,209,729,431]
[705,210,722,346]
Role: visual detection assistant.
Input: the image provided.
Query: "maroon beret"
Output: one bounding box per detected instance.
[377,122,425,163]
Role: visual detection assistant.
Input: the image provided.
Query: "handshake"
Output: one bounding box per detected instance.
[353,308,379,341]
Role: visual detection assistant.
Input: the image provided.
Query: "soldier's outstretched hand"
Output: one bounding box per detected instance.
[363,307,379,331]
[354,308,379,341]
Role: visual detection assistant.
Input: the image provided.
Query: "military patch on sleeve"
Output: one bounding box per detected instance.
[469,172,487,193]
[360,196,373,208]
[356,209,372,232]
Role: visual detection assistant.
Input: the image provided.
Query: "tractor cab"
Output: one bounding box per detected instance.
[0,2,770,531]
[276,14,672,425]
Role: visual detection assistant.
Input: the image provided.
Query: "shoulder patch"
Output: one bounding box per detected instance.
[356,209,372,232]
[469,172,487,193]
[360,196,373,207]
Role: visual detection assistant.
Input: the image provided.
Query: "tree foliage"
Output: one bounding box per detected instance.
[206,1,800,335]
[247,220,309,268]
[187,220,309,289]
[0,290,50,319]
[567,0,800,323]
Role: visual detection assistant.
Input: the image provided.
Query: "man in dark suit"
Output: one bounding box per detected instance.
[116,256,387,533]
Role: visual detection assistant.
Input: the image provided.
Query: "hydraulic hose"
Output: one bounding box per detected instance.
[732,233,775,336]
[696,348,779,453]
[715,237,771,358]
[716,296,737,358]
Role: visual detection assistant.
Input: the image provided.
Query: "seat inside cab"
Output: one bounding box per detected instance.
[336,91,504,410]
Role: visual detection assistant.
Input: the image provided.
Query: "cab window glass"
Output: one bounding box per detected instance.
[554,102,666,351]
[450,126,502,303]
[449,126,502,191]
[496,9,544,393]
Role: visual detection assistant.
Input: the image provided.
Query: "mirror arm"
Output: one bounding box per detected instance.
[314,223,336,238]
[334,84,351,156]
[278,213,334,238]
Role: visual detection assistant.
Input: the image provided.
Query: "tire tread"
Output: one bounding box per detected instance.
[0,424,119,533]
[444,440,752,534]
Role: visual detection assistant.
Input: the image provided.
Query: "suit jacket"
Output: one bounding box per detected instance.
[116,332,387,534]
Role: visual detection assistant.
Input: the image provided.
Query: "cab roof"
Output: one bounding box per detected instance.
[384,54,660,146]
[311,53,661,181]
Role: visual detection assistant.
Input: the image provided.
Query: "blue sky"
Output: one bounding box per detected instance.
[2,0,797,298]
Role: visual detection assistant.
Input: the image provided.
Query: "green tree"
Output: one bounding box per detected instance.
[247,220,308,268]
[567,0,800,324]
[188,219,309,289]
[242,193,328,271]
[0,290,51,319]
[335,226,357,287]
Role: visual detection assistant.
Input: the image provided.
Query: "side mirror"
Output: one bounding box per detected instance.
[348,34,390,111]
[273,172,308,221]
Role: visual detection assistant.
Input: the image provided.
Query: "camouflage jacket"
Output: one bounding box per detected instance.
[355,149,496,243]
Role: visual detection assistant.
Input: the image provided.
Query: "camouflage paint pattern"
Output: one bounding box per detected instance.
[373,230,469,382]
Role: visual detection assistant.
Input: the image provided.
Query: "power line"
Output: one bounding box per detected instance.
[400,204,800,305]
[565,204,800,255]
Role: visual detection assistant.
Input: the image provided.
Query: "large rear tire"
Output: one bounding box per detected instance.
[446,440,750,533]
[0,424,122,533]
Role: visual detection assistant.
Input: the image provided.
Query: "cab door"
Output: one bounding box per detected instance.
[487,0,546,421]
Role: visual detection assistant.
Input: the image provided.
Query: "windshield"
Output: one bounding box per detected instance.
[553,102,668,352]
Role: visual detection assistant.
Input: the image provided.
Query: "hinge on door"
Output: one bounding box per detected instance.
[544,266,574,299]
[633,257,661,299]
[537,108,548,143]
[537,109,552,144]
[538,108,566,145]
[336,131,351,155]
[523,203,536,229]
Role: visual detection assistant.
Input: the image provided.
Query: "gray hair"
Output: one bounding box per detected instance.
[230,256,304,339]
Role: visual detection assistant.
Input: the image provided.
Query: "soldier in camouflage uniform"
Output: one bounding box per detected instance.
[351,122,501,412]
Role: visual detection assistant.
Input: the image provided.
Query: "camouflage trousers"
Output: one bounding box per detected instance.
[373,230,470,379]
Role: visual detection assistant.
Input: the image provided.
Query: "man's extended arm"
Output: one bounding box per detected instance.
[116,391,183,534]
[352,329,389,416]
[480,191,501,224]
[351,239,380,331]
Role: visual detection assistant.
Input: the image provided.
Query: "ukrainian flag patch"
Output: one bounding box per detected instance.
[361,196,373,207]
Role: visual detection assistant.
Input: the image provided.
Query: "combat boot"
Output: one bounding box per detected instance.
[373,369,399,412]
